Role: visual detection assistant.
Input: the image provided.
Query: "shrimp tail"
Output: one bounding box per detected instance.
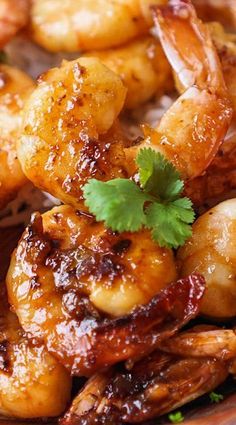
[160,327,236,361]
[149,0,233,179]
[61,352,227,424]
[152,0,226,92]
[8,208,205,376]
[70,273,205,375]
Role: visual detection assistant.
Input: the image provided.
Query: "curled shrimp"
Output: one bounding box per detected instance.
[30,0,152,53]
[127,0,232,180]
[0,64,34,210]
[17,3,233,211]
[161,325,236,361]
[61,351,227,424]
[175,21,236,116]
[6,204,205,376]
[178,198,236,319]
[85,36,173,109]
[0,283,71,418]
[180,23,236,208]
[0,0,29,48]
[17,57,129,209]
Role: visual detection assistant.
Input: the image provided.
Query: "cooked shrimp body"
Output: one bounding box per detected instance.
[0,283,71,418]
[182,23,236,209]
[178,199,236,319]
[161,326,236,361]
[0,0,29,48]
[150,0,233,178]
[17,57,129,209]
[18,4,233,210]
[175,22,236,116]
[85,36,173,109]
[6,205,205,376]
[61,351,227,424]
[30,0,150,53]
[125,0,233,180]
[0,64,34,210]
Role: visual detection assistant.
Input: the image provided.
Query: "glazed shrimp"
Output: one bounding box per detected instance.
[85,36,173,109]
[18,4,233,211]
[61,351,227,424]
[178,199,236,319]
[6,204,205,376]
[0,64,34,210]
[0,283,71,418]
[30,0,152,53]
[126,0,233,180]
[0,0,30,48]
[175,21,236,116]
[161,326,236,361]
[17,57,129,209]
[182,24,236,208]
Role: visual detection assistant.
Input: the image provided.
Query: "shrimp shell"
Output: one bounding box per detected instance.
[160,327,236,361]
[61,352,227,424]
[0,284,71,418]
[6,206,205,376]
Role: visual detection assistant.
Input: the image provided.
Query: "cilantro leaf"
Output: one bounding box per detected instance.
[171,198,195,224]
[83,149,195,249]
[168,411,184,423]
[145,202,193,249]
[83,178,151,232]
[209,392,224,403]
[136,148,183,200]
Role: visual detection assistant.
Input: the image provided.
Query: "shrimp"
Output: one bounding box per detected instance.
[0,64,35,210]
[0,0,30,48]
[17,57,129,209]
[160,326,236,361]
[175,21,236,116]
[6,204,205,376]
[126,0,233,179]
[17,3,233,211]
[30,0,151,53]
[178,199,236,319]
[0,283,71,418]
[180,23,236,208]
[61,351,227,424]
[85,36,173,109]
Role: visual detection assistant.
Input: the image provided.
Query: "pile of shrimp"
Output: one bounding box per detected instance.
[0,0,236,424]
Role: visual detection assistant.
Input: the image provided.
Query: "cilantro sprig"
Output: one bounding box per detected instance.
[168,411,184,423]
[83,148,195,249]
[209,392,224,403]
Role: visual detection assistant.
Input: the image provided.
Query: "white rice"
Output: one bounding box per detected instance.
[0,183,60,227]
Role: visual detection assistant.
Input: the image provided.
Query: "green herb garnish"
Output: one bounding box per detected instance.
[83,148,195,249]
[209,391,224,403]
[168,411,184,423]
